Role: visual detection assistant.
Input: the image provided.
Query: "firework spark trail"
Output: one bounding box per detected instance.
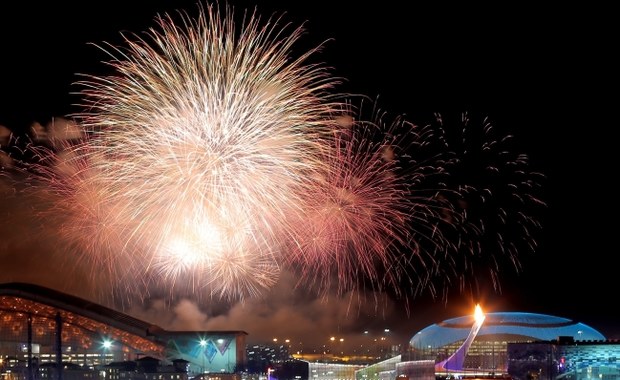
[64,2,347,300]
[399,112,547,299]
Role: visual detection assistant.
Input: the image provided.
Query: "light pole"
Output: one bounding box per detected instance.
[199,339,207,375]
[285,339,291,358]
[383,329,391,358]
[102,339,112,366]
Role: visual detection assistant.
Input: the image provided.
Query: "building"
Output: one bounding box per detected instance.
[0,282,247,380]
[507,338,620,380]
[354,356,435,380]
[408,308,606,376]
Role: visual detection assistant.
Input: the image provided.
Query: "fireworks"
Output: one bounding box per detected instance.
[400,112,547,298]
[61,2,345,301]
[283,111,414,297]
[0,3,546,304]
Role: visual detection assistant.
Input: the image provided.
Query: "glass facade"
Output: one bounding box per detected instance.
[308,362,365,380]
[0,296,162,369]
[508,341,620,380]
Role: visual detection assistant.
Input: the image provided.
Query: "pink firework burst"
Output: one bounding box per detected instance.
[283,108,418,298]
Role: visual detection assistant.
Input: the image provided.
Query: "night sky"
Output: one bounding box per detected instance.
[1,1,616,349]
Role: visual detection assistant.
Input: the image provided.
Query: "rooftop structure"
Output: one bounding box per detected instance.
[0,282,246,379]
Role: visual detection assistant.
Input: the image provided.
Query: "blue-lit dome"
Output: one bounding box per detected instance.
[410,312,606,349]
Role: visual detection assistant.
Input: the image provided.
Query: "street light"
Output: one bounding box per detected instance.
[101,338,113,365]
[199,339,207,375]
[383,329,391,358]
[101,339,113,366]
[284,339,291,358]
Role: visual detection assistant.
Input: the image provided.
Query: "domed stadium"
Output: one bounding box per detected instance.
[409,310,606,375]
[411,312,605,349]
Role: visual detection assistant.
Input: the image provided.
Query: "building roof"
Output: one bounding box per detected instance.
[0,282,249,338]
[410,312,606,349]
[0,282,160,337]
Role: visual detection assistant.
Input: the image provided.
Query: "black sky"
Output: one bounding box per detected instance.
[1,1,617,345]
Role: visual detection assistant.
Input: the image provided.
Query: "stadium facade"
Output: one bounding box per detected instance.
[0,282,247,380]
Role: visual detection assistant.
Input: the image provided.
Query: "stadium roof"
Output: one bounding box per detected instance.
[0,282,160,337]
[410,312,606,349]
[0,282,248,338]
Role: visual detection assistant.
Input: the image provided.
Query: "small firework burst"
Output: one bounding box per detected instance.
[400,112,546,299]
[283,109,414,297]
